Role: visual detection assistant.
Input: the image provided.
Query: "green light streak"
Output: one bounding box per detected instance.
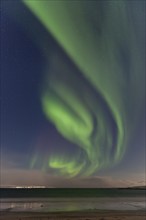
[23,1,145,177]
[49,155,85,177]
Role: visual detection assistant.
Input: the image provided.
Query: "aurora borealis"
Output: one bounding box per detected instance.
[1,0,145,186]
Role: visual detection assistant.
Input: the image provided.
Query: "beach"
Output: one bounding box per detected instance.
[0,210,146,220]
[1,189,145,219]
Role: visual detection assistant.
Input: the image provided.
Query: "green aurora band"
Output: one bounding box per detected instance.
[23,1,145,177]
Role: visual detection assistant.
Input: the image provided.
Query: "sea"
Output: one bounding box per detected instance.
[0,189,145,212]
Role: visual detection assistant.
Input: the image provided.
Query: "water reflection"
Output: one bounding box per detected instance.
[0,197,145,212]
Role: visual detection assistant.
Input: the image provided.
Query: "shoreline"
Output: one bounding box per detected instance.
[0,210,146,220]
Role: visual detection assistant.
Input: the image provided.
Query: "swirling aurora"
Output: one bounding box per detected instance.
[22,1,145,177]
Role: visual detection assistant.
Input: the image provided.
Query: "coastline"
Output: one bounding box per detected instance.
[0,210,146,220]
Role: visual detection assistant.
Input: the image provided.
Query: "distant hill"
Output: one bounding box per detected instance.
[128,186,146,189]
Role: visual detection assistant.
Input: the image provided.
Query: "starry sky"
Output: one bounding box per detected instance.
[1,0,145,187]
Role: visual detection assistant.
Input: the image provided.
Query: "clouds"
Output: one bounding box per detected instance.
[1,153,144,188]
[1,166,144,188]
[0,169,47,187]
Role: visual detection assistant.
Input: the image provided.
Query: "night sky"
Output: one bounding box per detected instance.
[1,1,145,187]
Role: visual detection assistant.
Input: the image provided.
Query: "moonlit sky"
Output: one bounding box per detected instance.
[1,0,145,187]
